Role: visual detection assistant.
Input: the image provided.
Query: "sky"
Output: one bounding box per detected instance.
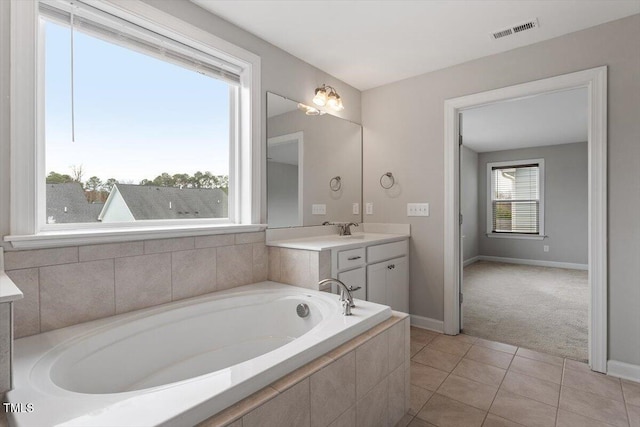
[45,19,230,185]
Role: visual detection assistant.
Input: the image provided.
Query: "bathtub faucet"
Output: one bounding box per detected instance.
[318,278,360,316]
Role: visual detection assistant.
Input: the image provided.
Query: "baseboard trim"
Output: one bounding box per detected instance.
[463,256,480,267]
[607,360,640,382]
[476,255,588,271]
[410,315,444,333]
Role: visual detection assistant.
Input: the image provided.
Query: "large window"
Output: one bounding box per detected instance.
[40,1,241,226]
[487,159,544,237]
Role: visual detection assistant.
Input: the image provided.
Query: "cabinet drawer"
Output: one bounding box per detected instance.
[338,247,365,270]
[367,240,408,264]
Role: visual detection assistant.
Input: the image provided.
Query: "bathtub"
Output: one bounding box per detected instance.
[7,281,391,426]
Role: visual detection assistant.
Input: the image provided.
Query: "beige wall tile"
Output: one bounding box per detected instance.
[196,387,278,427]
[309,252,320,283]
[562,367,624,402]
[356,376,388,427]
[243,379,310,427]
[404,318,410,364]
[437,374,498,411]
[388,320,405,372]
[356,329,389,399]
[115,253,171,314]
[559,386,628,427]
[417,393,485,427]
[405,365,411,413]
[235,232,265,245]
[389,364,406,425]
[5,247,78,270]
[508,356,562,384]
[413,347,462,373]
[410,362,448,391]
[310,352,356,427]
[280,248,312,288]
[268,247,281,282]
[272,356,332,393]
[451,359,506,387]
[0,304,10,393]
[217,244,253,290]
[500,371,560,407]
[6,268,40,337]
[490,390,557,427]
[195,234,235,249]
[40,260,115,331]
[319,250,331,281]
[79,241,143,262]
[144,237,194,254]
[465,345,514,370]
[252,244,268,282]
[171,248,217,301]
[327,406,355,427]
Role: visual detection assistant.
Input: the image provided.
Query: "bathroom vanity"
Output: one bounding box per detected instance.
[266,224,410,312]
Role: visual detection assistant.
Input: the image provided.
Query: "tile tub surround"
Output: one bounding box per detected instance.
[197,314,410,427]
[405,327,640,427]
[267,247,331,290]
[2,232,269,338]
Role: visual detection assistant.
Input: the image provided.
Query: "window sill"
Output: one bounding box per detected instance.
[486,233,546,241]
[4,223,267,249]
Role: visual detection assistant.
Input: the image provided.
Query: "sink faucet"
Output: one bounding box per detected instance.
[318,278,360,315]
[339,222,359,236]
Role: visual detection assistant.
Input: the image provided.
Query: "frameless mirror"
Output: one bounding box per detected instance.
[267,92,362,228]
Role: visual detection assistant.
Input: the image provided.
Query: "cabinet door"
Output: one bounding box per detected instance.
[387,256,409,313]
[367,261,388,306]
[337,267,366,300]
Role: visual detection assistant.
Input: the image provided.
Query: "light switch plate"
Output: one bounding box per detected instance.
[407,203,429,217]
[352,203,359,215]
[312,204,326,215]
[365,203,373,215]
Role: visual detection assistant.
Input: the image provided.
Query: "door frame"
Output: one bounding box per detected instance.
[443,66,608,373]
[267,131,304,226]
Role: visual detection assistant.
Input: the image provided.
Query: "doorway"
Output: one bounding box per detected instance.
[443,67,608,372]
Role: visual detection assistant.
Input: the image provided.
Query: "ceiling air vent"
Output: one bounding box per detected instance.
[491,18,539,40]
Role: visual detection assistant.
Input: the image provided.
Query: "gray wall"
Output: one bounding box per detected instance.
[267,161,299,227]
[0,0,362,237]
[478,142,588,265]
[461,146,479,262]
[362,14,640,366]
[268,111,362,226]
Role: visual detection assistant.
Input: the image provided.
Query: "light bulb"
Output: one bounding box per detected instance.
[313,87,327,106]
[334,97,344,111]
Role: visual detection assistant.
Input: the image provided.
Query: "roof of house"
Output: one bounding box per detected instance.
[113,184,228,220]
[46,182,103,224]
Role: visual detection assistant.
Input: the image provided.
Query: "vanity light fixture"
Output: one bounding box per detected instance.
[313,84,344,112]
[297,103,323,116]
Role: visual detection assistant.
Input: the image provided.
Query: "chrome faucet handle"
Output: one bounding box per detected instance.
[346,286,361,307]
[342,222,359,236]
[317,278,356,314]
[341,300,352,316]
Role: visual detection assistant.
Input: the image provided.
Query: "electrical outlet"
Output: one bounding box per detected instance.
[543,245,549,252]
[407,203,429,217]
[312,204,326,215]
[352,203,359,215]
[365,203,373,215]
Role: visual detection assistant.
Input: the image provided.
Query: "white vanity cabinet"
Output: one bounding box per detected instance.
[332,238,409,312]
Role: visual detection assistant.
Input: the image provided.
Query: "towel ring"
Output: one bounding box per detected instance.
[330,176,342,191]
[380,172,395,189]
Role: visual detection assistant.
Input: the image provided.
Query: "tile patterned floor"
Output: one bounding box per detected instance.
[398,327,640,427]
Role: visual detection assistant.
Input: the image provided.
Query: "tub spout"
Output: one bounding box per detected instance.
[318,278,355,315]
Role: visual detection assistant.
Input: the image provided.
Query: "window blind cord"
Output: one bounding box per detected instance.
[70,5,75,142]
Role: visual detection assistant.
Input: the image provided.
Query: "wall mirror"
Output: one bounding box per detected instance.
[267,92,362,228]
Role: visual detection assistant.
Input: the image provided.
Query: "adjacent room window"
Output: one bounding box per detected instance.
[39,1,242,226]
[487,159,544,237]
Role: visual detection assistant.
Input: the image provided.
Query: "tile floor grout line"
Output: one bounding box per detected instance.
[482,341,519,426]
[556,358,566,426]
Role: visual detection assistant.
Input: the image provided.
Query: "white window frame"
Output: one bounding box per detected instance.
[486,158,545,240]
[7,0,262,249]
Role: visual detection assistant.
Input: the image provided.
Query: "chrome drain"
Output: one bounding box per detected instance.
[296,303,310,318]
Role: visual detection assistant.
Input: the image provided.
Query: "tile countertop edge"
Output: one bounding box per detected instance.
[266,232,410,251]
[0,272,24,303]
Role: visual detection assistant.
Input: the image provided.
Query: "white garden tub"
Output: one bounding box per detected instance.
[7,282,391,426]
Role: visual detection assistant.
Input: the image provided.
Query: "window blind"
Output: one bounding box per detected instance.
[39,0,242,85]
[491,164,540,234]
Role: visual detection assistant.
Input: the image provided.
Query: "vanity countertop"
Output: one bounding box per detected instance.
[266,232,409,251]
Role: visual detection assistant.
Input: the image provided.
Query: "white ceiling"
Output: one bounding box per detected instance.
[191,0,639,91]
[461,87,587,153]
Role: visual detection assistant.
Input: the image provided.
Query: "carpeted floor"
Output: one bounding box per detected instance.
[462,261,588,361]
